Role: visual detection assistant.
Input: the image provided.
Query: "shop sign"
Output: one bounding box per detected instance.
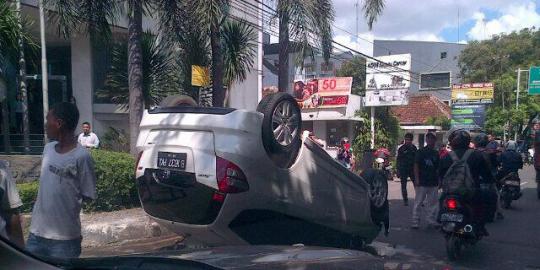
[451,82,494,104]
[293,77,352,109]
[451,104,486,130]
[365,54,411,107]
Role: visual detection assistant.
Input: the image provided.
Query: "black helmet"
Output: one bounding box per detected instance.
[448,128,471,149]
[473,133,489,148]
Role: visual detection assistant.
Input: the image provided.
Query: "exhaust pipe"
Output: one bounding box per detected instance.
[464,225,473,233]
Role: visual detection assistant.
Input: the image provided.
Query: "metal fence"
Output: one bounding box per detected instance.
[0,134,45,155]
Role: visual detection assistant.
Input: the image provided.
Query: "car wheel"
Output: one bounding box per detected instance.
[257,93,302,168]
[361,169,389,230]
[160,95,198,107]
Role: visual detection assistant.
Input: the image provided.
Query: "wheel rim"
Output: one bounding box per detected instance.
[370,177,388,208]
[272,100,299,146]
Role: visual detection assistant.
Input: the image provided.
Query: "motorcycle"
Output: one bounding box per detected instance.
[439,195,482,261]
[499,172,522,209]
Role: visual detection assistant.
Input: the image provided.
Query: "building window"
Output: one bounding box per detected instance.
[440,52,447,59]
[320,61,334,73]
[420,72,451,90]
[326,121,349,147]
[304,64,315,74]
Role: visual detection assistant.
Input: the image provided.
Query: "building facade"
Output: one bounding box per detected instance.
[10,0,263,153]
[373,40,466,104]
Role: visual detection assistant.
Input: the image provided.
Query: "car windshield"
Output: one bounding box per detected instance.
[1,0,540,269]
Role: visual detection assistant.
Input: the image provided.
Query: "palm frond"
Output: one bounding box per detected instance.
[221,20,256,87]
[97,31,180,108]
[362,0,385,30]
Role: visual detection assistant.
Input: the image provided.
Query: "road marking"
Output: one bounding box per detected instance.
[521,182,528,186]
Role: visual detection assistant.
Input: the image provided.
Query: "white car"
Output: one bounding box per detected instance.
[135,93,388,249]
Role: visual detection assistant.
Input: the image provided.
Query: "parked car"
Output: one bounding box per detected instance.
[135,93,389,249]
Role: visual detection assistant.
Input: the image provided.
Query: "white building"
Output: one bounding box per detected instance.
[16,0,263,145]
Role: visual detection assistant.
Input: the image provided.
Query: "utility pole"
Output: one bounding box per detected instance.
[39,0,49,143]
[370,107,375,149]
[515,68,529,141]
[355,0,359,51]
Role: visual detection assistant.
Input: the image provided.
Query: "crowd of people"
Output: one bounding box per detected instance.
[396,128,538,235]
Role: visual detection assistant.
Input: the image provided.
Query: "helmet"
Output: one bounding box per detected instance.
[506,140,517,151]
[473,133,489,148]
[448,128,471,149]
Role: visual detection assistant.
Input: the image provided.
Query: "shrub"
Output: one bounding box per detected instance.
[84,149,139,212]
[16,150,139,213]
[16,181,39,213]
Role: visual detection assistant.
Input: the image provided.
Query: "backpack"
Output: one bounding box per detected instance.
[442,149,475,198]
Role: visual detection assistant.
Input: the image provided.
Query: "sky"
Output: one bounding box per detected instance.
[331,0,540,56]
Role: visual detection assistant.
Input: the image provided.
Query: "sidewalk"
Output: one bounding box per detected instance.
[21,208,177,248]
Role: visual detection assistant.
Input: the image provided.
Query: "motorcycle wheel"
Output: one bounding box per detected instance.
[446,234,462,261]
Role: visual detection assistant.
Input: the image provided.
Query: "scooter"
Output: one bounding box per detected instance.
[439,195,483,261]
[499,172,522,209]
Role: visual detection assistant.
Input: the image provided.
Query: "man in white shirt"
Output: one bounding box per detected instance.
[78,122,100,149]
[26,102,96,258]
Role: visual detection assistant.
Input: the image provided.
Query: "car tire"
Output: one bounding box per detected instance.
[257,93,302,168]
[160,95,198,107]
[361,168,389,230]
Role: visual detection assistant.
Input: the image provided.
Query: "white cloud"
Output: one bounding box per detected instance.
[331,0,534,45]
[333,33,375,56]
[467,2,540,40]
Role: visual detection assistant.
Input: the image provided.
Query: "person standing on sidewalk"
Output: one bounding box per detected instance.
[411,132,440,229]
[397,133,417,206]
[26,102,97,258]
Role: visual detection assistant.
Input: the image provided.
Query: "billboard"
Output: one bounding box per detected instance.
[365,54,411,106]
[451,104,486,130]
[529,66,540,95]
[451,82,494,104]
[293,77,352,109]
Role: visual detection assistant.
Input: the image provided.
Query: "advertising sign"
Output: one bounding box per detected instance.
[529,66,540,95]
[364,89,409,106]
[365,54,411,106]
[451,82,494,104]
[293,77,352,109]
[451,104,486,130]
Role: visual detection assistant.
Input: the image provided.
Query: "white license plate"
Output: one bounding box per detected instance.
[441,213,463,222]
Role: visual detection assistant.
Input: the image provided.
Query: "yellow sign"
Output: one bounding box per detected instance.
[191,65,210,87]
[451,82,494,104]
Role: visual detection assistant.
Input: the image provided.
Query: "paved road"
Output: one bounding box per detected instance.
[375,165,540,270]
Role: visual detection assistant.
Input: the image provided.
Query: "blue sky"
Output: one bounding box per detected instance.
[330,0,540,55]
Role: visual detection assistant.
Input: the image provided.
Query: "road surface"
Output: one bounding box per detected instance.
[376,164,540,269]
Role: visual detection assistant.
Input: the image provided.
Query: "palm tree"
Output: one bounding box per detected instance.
[1,0,35,153]
[221,20,257,106]
[190,0,230,107]
[276,0,385,92]
[96,31,179,109]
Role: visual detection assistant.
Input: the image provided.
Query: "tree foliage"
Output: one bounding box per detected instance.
[335,56,366,96]
[425,116,451,130]
[352,109,400,156]
[459,27,540,137]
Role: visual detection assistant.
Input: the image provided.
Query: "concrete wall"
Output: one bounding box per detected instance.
[373,40,466,102]
[71,35,94,135]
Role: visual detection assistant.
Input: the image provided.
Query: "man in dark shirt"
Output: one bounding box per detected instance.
[397,133,417,206]
[439,129,494,235]
[412,132,440,229]
[499,141,523,176]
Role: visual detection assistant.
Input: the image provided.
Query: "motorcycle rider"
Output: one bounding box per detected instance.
[474,133,504,221]
[499,141,523,178]
[439,129,494,236]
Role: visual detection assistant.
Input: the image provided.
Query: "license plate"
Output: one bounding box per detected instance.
[441,213,463,222]
[157,152,187,171]
[505,180,520,186]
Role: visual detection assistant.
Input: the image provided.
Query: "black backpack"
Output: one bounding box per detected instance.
[442,149,475,198]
